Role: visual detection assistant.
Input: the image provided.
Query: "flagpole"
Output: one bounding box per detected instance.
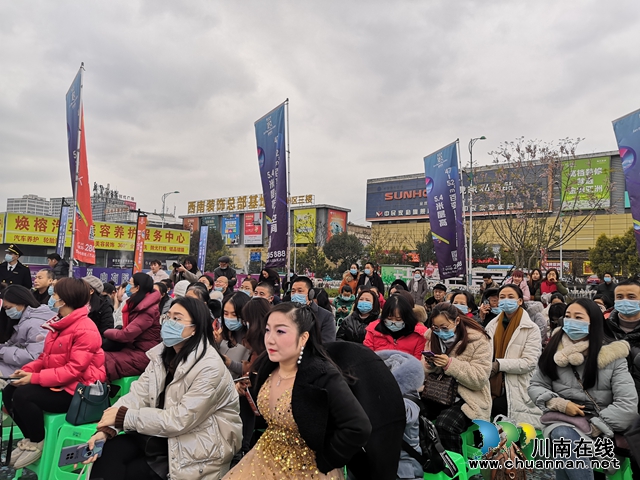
[285,98,291,277]
[456,139,469,285]
[69,63,85,277]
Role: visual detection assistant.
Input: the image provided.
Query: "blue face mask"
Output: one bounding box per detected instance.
[240,289,252,296]
[498,299,520,314]
[224,317,243,331]
[454,304,469,314]
[562,318,590,341]
[125,284,133,297]
[291,293,307,304]
[342,295,352,301]
[615,300,640,316]
[5,307,22,320]
[364,268,371,276]
[604,277,612,284]
[358,300,373,313]
[161,319,192,347]
[4,254,13,263]
[434,328,455,340]
[48,296,61,313]
[384,319,405,332]
[491,307,502,315]
[48,285,55,296]
[414,274,422,281]
[350,269,358,275]
[214,286,224,292]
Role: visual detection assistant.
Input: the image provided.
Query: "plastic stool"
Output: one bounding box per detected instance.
[50,422,98,479]
[460,424,480,476]
[12,413,67,480]
[423,451,468,480]
[594,456,633,480]
[110,375,140,405]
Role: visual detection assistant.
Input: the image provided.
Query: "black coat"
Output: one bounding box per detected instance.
[324,342,405,480]
[357,272,385,293]
[52,259,69,279]
[0,262,32,289]
[88,293,115,335]
[596,281,616,306]
[604,310,640,404]
[310,301,337,344]
[336,312,375,344]
[250,352,372,474]
[214,266,237,289]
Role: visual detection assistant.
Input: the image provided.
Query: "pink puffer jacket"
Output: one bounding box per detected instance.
[363,320,428,360]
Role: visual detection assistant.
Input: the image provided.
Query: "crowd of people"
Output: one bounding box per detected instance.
[0,246,639,479]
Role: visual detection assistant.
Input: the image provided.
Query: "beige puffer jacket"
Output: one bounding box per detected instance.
[114,342,242,479]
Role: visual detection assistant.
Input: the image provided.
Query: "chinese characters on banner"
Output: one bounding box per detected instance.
[56,205,70,257]
[186,194,314,215]
[244,212,263,245]
[293,209,317,244]
[197,225,209,272]
[423,142,466,279]
[255,102,288,267]
[133,214,148,274]
[612,109,640,256]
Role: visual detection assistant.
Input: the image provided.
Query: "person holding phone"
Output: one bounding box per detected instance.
[421,302,492,454]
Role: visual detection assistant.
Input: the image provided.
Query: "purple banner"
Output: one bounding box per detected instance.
[66,66,82,190]
[423,141,466,279]
[28,265,132,286]
[56,204,70,258]
[197,225,209,272]
[255,102,288,267]
[612,109,640,256]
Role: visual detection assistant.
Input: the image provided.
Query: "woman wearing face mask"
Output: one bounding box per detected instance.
[527,268,543,300]
[529,298,639,480]
[363,294,428,360]
[218,292,252,379]
[239,277,257,297]
[422,302,492,454]
[407,268,428,307]
[340,263,360,295]
[84,297,242,479]
[224,303,371,479]
[535,268,568,304]
[450,290,479,320]
[0,285,51,378]
[169,256,202,284]
[333,285,355,325]
[485,284,543,428]
[337,289,380,344]
[101,273,162,381]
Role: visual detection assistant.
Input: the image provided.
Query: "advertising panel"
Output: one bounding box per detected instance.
[326,210,347,241]
[294,209,317,244]
[366,176,429,222]
[244,212,263,245]
[561,157,610,210]
[133,214,148,273]
[222,214,240,245]
[182,217,199,232]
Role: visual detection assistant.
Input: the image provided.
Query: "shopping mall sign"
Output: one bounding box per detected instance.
[561,157,610,210]
[187,194,315,215]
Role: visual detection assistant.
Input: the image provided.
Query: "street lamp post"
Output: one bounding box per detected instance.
[467,136,486,287]
[161,191,180,228]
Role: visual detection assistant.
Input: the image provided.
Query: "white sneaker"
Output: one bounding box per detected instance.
[13,440,44,469]
[9,438,30,467]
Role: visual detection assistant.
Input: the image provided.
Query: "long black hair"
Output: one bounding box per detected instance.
[379,294,418,337]
[127,273,155,311]
[242,297,271,354]
[0,285,41,343]
[312,288,332,314]
[538,298,604,389]
[161,296,214,371]
[183,256,199,273]
[221,292,251,346]
[430,302,490,355]
[154,282,170,313]
[353,288,380,319]
[451,290,478,314]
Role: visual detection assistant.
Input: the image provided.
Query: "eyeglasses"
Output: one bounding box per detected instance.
[431,325,453,332]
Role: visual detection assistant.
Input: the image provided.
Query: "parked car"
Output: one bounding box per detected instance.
[586,275,601,286]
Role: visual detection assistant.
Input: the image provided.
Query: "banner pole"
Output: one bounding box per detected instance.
[68,64,84,277]
[285,98,291,277]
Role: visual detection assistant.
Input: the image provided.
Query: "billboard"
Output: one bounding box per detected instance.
[366,176,429,221]
[561,157,610,210]
[222,214,240,245]
[244,212,263,245]
[327,210,347,241]
[182,217,199,233]
[294,209,316,244]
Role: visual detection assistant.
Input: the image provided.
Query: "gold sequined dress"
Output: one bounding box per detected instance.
[223,375,344,479]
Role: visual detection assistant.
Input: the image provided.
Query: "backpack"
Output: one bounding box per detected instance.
[402,395,459,477]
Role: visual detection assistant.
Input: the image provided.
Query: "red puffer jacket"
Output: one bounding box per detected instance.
[23,306,106,395]
[363,320,428,360]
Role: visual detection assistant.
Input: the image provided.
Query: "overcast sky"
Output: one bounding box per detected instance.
[1,1,639,225]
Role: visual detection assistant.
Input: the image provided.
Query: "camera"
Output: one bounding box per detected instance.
[172,262,181,269]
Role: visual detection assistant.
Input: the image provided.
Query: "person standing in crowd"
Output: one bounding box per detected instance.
[83,275,114,335]
[0,286,51,378]
[154,282,172,316]
[224,302,372,479]
[5,278,105,469]
[290,276,336,344]
[147,259,169,282]
[101,283,116,306]
[312,288,334,316]
[0,245,32,289]
[333,285,355,325]
[593,294,613,319]
[259,268,282,296]
[535,268,568,303]
[338,289,380,344]
[504,270,531,301]
[450,290,479,320]
[479,273,499,296]
[85,297,242,479]
[547,303,567,332]
[239,277,257,297]
[407,268,428,307]
[198,273,215,293]
[340,264,360,295]
[169,255,201,284]
[254,281,276,304]
[596,272,616,306]
[46,253,69,279]
[529,298,639,480]
[102,273,161,381]
[425,283,447,316]
[527,268,543,299]
[357,262,385,293]
[485,284,542,428]
[422,302,492,454]
[31,268,54,305]
[215,255,238,290]
[478,288,501,326]
[364,294,427,360]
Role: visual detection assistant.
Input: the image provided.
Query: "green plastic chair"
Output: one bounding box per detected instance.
[110,375,140,405]
[423,451,468,480]
[12,413,67,480]
[50,421,98,480]
[594,456,633,480]
[460,424,480,476]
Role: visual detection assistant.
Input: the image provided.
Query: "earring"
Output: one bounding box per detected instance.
[297,345,305,365]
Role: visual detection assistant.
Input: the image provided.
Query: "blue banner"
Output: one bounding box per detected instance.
[66,66,82,189]
[612,109,640,255]
[255,102,288,268]
[198,225,209,272]
[56,205,70,258]
[423,141,466,279]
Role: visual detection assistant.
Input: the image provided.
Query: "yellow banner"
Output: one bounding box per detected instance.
[293,208,317,244]
[3,213,190,255]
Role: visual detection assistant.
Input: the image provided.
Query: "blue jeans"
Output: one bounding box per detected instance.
[549,426,594,480]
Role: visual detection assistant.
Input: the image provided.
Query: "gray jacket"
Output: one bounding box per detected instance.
[407,277,429,307]
[528,338,639,438]
[0,305,53,376]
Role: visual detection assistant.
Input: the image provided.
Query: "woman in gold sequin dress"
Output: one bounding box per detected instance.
[223,303,372,479]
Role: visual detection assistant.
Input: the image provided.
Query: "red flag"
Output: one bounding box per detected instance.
[73,109,96,264]
[133,214,148,274]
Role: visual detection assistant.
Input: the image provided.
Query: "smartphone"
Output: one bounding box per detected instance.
[234,376,250,383]
[483,300,490,306]
[244,389,261,417]
[58,439,105,467]
[422,351,435,358]
[0,377,20,383]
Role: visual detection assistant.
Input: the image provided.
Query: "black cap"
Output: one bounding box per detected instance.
[5,244,23,257]
[218,255,231,264]
[433,283,447,292]
[47,253,62,261]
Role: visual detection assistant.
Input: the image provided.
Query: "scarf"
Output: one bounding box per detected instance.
[122,301,130,329]
[554,334,589,367]
[490,307,524,398]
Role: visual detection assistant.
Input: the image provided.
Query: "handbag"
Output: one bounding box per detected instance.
[540,411,592,434]
[65,382,111,426]
[421,372,458,406]
[482,436,528,480]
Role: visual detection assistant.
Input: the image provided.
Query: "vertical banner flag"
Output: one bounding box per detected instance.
[133,214,148,274]
[612,109,640,256]
[56,204,70,257]
[197,225,209,272]
[423,142,466,279]
[255,103,288,267]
